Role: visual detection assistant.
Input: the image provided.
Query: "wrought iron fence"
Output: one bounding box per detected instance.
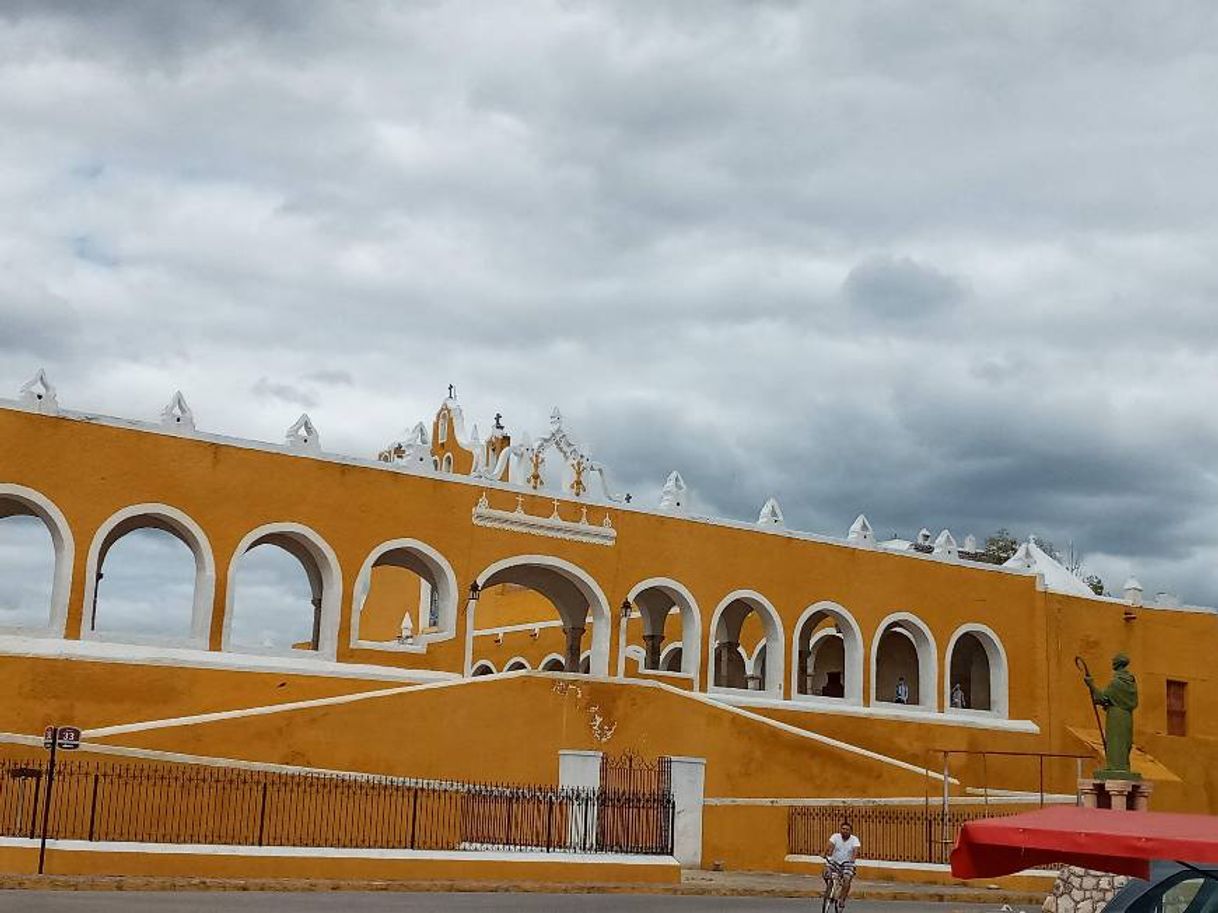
[598,753,672,855]
[0,757,674,856]
[789,803,1025,864]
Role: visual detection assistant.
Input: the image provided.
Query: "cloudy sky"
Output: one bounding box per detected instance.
[4,1,1218,635]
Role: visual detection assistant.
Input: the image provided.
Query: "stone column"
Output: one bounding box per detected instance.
[797,647,810,694]
[1077,780,1100,808]
[668,756,706,867]
[1130,782,1155,811]
[310,597,323,650]
[643,633,665,670]
[564,625,585,672]
[1105,780,1134,811]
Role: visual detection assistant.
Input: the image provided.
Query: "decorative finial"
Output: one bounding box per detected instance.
[18,369,58,415]
[448,383,455,399]
[159,391,196,432]
[493,412,504,431]
[933,529,958,562]
[757,498,785,528]
[285,413,321,452]
[847,514,875,548]
[659,471,687,512]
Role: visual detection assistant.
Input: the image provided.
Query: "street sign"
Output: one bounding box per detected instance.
[43,726,54,750]
[56,727,81,751]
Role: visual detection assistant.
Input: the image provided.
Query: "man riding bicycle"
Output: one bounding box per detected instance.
[823,820,862,908]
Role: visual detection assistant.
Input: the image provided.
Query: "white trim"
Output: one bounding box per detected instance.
[623,577,703,681]
[706,688,1039,732]
[80,502,215,647]
[472,493,617,546]
[870,611,938,711]
[470,555,611,677]
[0,483,74,638]
[223,522,343,660]
[0,634,453,682]
[708,794,1074,806]
[502,655,531,672]
[706,589,785,697]
[0,837,676,867]
[790,601,864,706]
[349,537,459,651]
[471,659,497,676]
[944,622,1010,718]
[538,652,566,671]
[474,619,565,637]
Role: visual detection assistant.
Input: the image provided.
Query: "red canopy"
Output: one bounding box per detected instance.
[951,806,1218,880]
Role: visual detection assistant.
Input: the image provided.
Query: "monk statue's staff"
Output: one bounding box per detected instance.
[1075,655,1108,755]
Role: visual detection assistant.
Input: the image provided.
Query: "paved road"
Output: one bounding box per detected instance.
[0,894,1008,913]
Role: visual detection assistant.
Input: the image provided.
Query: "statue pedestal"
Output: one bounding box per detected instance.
[1078,778,1154,811]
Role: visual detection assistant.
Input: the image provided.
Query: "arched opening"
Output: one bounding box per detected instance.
[945,625,1008,716]
[351,539,458,649]
[470,556,611,677]
[82,504,214,646]
[578,651,592,674]
[442,453,453,473]
[871,613,937,711]
[225,523,341,658]
[791,602,864,704]
[472,660,496,676]
[0,485,72,635]
[504,657,530,672]
[708,591,785,696]
[540,654,565,672]
[659,645,683,672]
[749,641,767,691]
[621,578,702,679]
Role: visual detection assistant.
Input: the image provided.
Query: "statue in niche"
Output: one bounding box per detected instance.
[1083,652,1140,779]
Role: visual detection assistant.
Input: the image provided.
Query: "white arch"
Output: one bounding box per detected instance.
[223,522,343,660]
[470,554,611,677]
[349,538,459,650]
[441,453,453,473]
[748,639,766,673]
[579,649,592,674]
[944,623,1009,718]
[471,659,497,676]
[706,589,785,697]
[539,652,566,672]
[658,642,683,672]
[503,655,531,672]
[871,611,938,711]
[0,483,75,637]
[790,601,865,705]
[81,502,215,647]
[622,576,703,680]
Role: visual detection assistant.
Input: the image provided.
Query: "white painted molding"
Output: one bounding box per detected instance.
[870,611,939,712]
[80,502,216,648]
[471,492,616,546]
[623,577,703,681]
[789,600,864,706]
[942,622,1010,719]
[0,483,75,638]
[18,369,58,414]
[349,537,459,652]
[223,521,342,659]
[470,554,612,677]
[502,655,532,672]
[706,589,786,698]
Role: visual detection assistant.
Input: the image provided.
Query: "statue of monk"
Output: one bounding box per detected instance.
[1085,652,1140,778]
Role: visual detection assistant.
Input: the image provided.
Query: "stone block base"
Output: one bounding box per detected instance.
[1043,865,1129,913]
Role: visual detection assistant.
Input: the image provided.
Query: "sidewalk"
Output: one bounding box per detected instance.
[0,868,1047,905]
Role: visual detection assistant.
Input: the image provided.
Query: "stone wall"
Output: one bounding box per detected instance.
[1043,866,1129,913]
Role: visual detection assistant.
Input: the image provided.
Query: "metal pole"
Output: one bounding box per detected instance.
[87,773,99,842]
[256,783,269,846]
[1039,756,1045,809]
[38,729,58,876]
[941,752,950,865]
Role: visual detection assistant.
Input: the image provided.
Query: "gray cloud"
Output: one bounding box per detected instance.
[2,1,1218,615]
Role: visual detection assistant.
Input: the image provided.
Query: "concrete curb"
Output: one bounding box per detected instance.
[0,873,1046,904]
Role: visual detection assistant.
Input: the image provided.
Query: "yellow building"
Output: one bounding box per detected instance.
[1,374,1215,877]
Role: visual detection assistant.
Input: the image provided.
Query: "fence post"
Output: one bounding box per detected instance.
[545,795,554,852]
[408,788,419,850]
[256,783,269,847]
[558,750,602,853]
[87,773,99,842]
[666,756,705,866]
[37,734,58,875]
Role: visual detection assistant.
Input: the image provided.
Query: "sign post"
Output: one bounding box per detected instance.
[37,724,80,875]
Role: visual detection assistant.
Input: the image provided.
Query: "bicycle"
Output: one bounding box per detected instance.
[822,862,851,913]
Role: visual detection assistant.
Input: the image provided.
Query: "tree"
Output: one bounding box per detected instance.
[983,528,1019,565]
[1084,574,1105,596]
